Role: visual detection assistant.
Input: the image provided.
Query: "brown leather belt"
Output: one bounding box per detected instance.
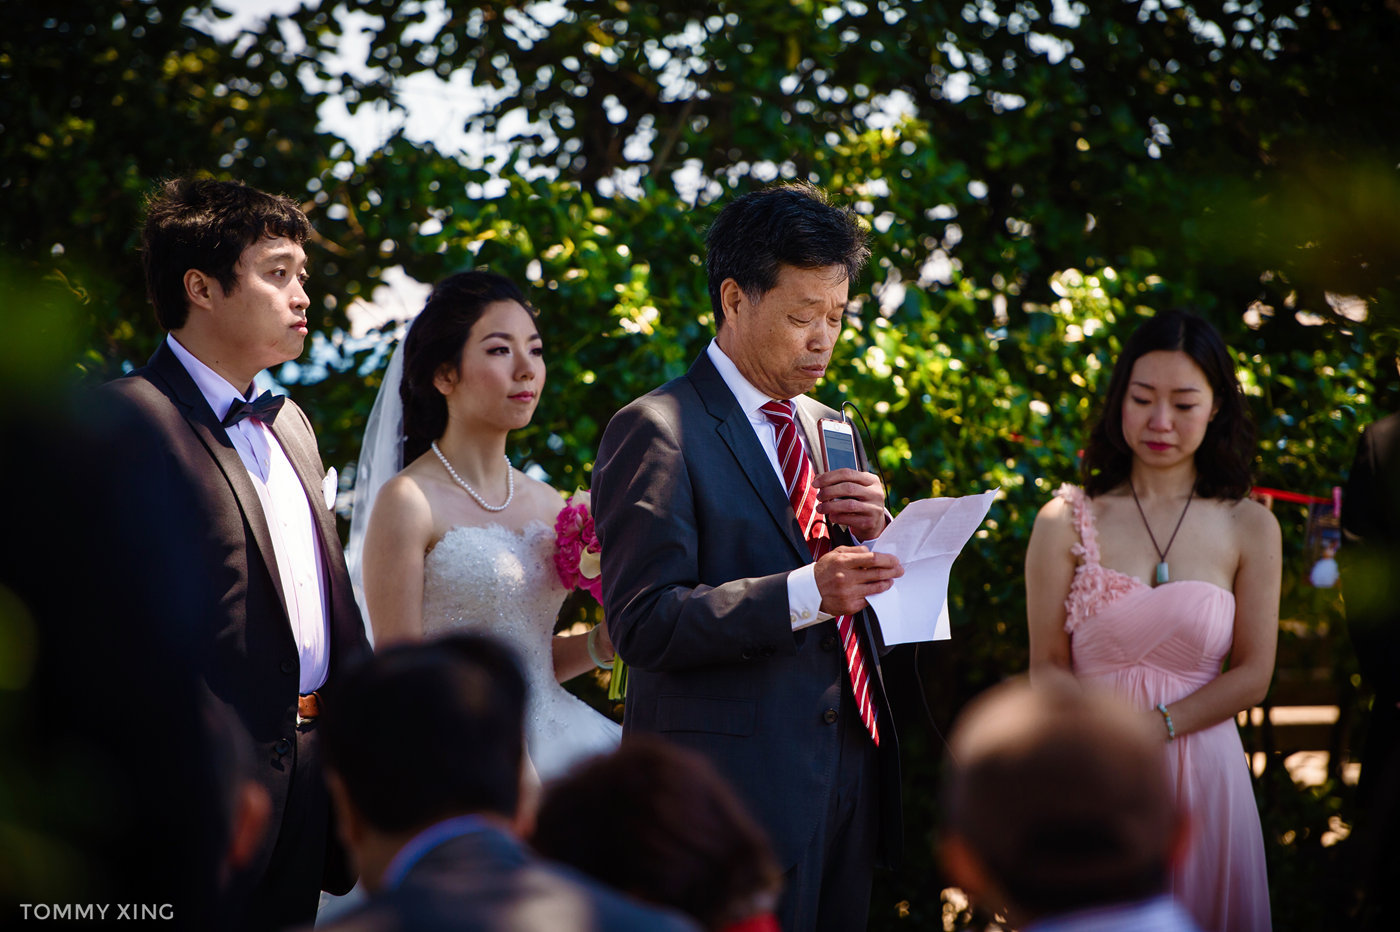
[297,692,322,721]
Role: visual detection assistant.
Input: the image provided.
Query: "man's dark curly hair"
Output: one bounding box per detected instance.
[141,177,311,331]
[705,182,869,330]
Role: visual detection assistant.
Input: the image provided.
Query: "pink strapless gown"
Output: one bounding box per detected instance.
[1057,485,1271,932]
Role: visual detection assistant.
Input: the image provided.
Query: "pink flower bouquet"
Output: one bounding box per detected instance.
[554,489,603,603]
[554,489,627,699]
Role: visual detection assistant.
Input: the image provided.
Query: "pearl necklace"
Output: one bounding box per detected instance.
[431,441,515,513]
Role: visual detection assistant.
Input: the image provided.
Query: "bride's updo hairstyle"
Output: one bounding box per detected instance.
[400,270,534,463]
[1082,309,1255,500]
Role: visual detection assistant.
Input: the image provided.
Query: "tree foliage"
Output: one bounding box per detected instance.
[306,0,1400,337]
[4,1,1398,927]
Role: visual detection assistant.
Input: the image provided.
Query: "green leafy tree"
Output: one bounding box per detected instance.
[1,0,355,370]
[302,0,1398,342]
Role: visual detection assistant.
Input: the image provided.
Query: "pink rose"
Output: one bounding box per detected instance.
[554,491,603,603]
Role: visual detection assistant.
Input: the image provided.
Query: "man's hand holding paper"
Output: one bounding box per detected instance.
[865,489,998,644]
[814,545,904,617]
[810,464,903,618]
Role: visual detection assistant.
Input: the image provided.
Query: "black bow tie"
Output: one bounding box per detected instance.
[222,390,286,429]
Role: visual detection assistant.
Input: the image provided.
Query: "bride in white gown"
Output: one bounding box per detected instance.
[345,270,621,784]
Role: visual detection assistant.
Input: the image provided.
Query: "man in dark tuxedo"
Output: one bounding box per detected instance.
[1340,410,1400,930]
[311,633,698,932]
[593,183,905,931]
[96,178,371,928]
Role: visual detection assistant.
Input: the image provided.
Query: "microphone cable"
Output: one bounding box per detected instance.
[840,399,890,513]
[839,398,957,765]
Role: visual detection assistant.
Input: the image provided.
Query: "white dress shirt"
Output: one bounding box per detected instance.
[167,335,330,693]
[705,340,829,631]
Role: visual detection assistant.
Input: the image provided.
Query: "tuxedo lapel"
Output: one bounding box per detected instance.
[146,343,291,625]
[687,354,811,563]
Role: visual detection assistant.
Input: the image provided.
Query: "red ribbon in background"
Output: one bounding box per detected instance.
[1252,486,1333,506]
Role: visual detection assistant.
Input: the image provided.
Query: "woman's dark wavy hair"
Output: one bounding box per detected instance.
[400,270,533,463]
[1083,309,1255,500]
[531,737,781,931]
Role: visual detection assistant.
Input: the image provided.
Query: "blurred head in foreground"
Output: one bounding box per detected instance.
[532,736,782,931]
[319,632,528,891]
[940,674,1187,925]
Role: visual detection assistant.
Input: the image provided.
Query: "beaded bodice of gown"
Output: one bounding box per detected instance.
[423,521,565,689]
[421,520,620,781]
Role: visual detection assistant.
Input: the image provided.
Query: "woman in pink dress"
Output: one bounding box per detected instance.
[1025,309,1280,932]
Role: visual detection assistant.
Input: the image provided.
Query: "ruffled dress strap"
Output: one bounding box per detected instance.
[1054,483,1139,633]
[1053,483,1100,566]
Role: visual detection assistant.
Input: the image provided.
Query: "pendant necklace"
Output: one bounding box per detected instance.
[431,441,514,512]
[1129,481,1194,586]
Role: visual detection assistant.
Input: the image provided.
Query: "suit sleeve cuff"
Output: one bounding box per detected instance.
[787,564,831,631]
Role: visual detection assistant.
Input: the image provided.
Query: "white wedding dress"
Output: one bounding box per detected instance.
[421,520,621,782]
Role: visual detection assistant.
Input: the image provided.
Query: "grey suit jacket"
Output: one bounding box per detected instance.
[593,351,901,871]
[97,341,371,899]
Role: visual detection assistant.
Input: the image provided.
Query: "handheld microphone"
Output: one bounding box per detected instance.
[838,399,890,513]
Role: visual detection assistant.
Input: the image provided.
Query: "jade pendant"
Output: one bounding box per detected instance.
[1155,561,1170,585]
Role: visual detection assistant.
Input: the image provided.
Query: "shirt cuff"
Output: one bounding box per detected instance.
[787,563,832,631]
[850,509,894,546]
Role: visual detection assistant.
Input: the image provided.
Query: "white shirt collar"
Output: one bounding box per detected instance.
[706,338,788,422]
[165,333,254,423]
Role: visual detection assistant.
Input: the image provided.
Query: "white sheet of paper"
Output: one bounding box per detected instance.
[865,489,997,645]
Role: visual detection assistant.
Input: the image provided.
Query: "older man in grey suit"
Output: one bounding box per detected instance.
[594,183,904,932]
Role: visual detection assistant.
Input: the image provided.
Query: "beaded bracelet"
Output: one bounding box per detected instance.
[1155,702,1177,741]
[587,625,614,671]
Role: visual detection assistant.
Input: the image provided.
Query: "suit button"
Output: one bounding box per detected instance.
[740,648,755,661]
[280,660,295,675]
[759,646,776,658]
[822,708,838,724]
[274,738,292,756]
[821,635,838,651]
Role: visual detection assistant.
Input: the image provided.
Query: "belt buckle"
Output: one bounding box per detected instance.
[296,691,320,727]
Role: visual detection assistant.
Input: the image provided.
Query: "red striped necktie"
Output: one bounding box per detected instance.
[760,400,879,746]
